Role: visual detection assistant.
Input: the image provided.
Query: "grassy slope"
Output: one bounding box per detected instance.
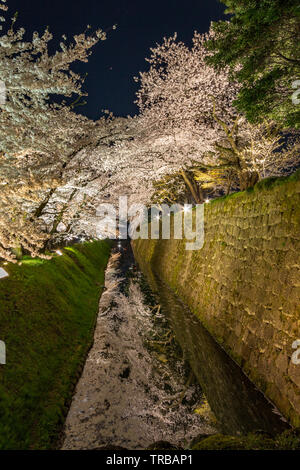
[0,240,112,450]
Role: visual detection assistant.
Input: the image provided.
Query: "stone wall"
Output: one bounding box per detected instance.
[132,171,300,427]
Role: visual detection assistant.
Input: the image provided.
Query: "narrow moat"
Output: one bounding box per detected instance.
[62,242,289,450]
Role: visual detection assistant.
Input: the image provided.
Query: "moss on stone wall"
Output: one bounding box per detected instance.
[133,170,300,428]
[191,429,300,450]
[0,240,112,449]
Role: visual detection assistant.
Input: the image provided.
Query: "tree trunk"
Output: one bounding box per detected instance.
[180,170,203,204]
[34,188,56,218]
[12,244,23,260]
[239,171,259,190]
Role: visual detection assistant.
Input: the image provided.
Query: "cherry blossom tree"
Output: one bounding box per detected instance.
[132,29,299,202]
[59,28,298,237]
[1,3,298,259]
[0,0,110,261]
[131,30,241,202]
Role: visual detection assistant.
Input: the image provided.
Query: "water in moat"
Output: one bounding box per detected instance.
[62,242,288,450]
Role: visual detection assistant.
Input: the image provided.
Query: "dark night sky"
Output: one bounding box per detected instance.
[7,0,226,120]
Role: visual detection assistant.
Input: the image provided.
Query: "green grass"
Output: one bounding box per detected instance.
[208,168,300,206]
[0,240,112,450]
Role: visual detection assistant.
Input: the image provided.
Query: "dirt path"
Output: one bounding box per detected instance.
[61,246,215,450]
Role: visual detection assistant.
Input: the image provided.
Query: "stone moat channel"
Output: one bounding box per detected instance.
[61,242,288,450]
